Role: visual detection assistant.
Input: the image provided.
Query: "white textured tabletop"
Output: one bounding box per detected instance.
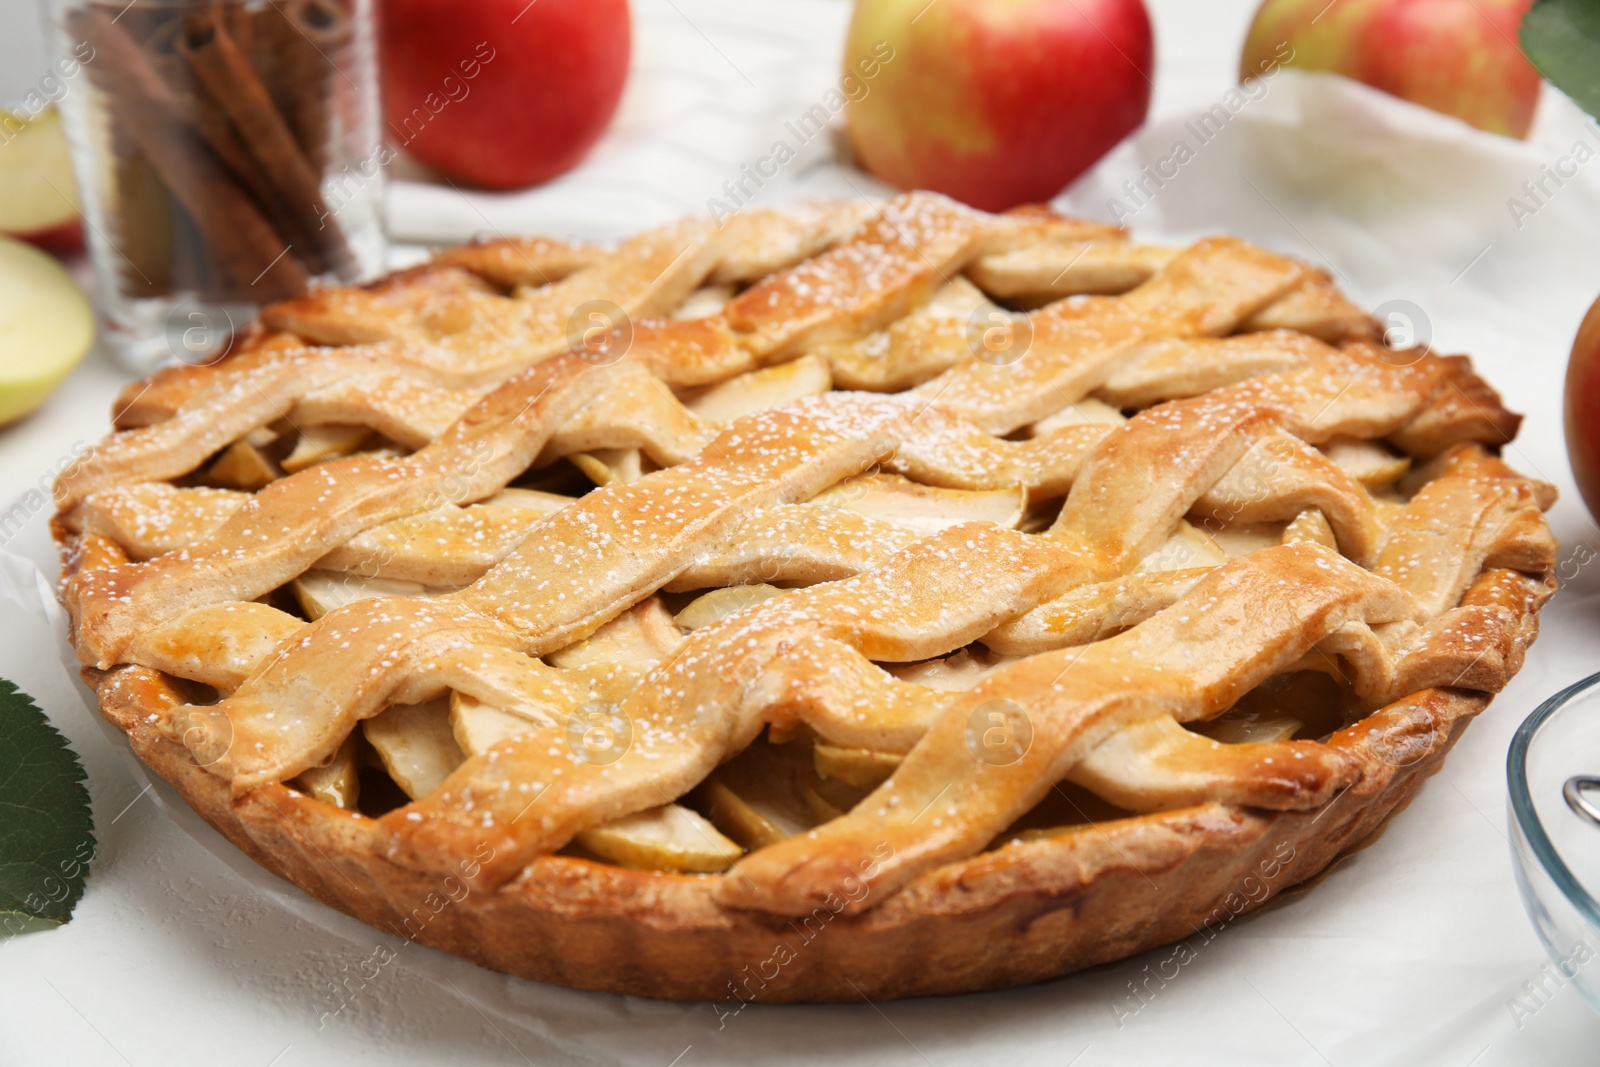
[4,2,1600,1065]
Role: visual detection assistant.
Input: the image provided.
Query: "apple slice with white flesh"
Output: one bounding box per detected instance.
[291,569,446,621]
[814,743,902,788]
[291,734,361,809]
[700,776,813,849]
[0,108,83,252]
[362,698,464,800]
[570,447,645,486]
[281,424,374,473]
[448,692,742,872]
[574,805,743,873]
[810,473,1026,534]
[686,355,832,426]
[0,235,93,426]
[451,692,537,756]
[673,584,787,631]
[201,440,280,491]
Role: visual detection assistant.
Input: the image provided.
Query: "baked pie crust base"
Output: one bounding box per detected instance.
[57,193,1558,1002]
[89,644,1540,1002]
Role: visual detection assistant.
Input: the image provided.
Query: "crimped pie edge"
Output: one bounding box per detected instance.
[83,580,1545,1004]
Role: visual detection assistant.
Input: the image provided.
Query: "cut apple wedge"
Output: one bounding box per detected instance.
[450,692,541,756]
[1031,397,1127,433]
[699,777,812,849]
[1322,437,1411,488]
[1207,521,1288,560]
[291,569,445,620]
[669,284,736,320]
[813,743,903,788]
[570,447,644,486]
[200,440,280,491]
[1193,670,1346,745]
[0,108,83,253]
[810,472,1026,533]
[883,646,1011,691]
[574,805,743,873]
[281,423,373,473]
[362,698,464,799]
[290,734,361,809]
[673,583,786,631]
[686,354,831,426]
[1190,715,1301,744]
[545,596,682,671]
[698,739,819,848]
[1137,519,1226,572]
[0,235,93,426]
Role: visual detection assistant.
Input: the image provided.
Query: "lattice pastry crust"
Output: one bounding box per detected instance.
[55,193,1557,1002]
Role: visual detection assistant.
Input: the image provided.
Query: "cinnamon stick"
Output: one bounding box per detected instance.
[100,2,177,49]
[111,131,174,297]
[72,7,308,300]
[282,0,353,172]
[221,1,255,59]
[172,189,239,303]
[144,17,331,276]
[177,9,355,279]
[247,4,300,140]
[248,0,352,173]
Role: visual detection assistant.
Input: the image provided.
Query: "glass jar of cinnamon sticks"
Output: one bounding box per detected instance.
[47,0,385,372]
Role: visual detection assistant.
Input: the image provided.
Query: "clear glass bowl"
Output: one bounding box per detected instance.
[1507,670,1600,1015]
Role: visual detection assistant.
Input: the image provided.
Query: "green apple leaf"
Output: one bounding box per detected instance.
[1522,0,1600,119]
[0,679,95,930]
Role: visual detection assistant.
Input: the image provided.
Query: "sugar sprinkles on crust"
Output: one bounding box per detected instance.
[54,193,1559,998]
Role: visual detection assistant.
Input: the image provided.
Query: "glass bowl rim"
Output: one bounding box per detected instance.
[1506,669,1600,933]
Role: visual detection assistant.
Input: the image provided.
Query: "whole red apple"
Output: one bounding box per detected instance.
[380,0,631,190]
[1566,294,1600,522]
[843,0,1153,212]
[1239,0,1541,138]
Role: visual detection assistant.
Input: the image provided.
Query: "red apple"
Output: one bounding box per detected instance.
[1566,294,1600,522]
[379,0,631,190]
[0,108,84,254]
[1239,0,1541,138]
[843,0,1154,212]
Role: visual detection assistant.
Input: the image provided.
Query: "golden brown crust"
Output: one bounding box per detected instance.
[89,651,1535,1002]
[59,193,1559,1001]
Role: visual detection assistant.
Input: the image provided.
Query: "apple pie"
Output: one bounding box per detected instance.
[54,192,1557,1001]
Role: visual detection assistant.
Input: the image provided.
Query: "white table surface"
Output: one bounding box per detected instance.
[4,2,1600,1064]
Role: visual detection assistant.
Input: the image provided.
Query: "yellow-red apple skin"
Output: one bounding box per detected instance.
[1240,0,1540,138]
[844,0,1153,212]
[0,107,84,253]
[7,219,84,255]
[1566,294,1600,523]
